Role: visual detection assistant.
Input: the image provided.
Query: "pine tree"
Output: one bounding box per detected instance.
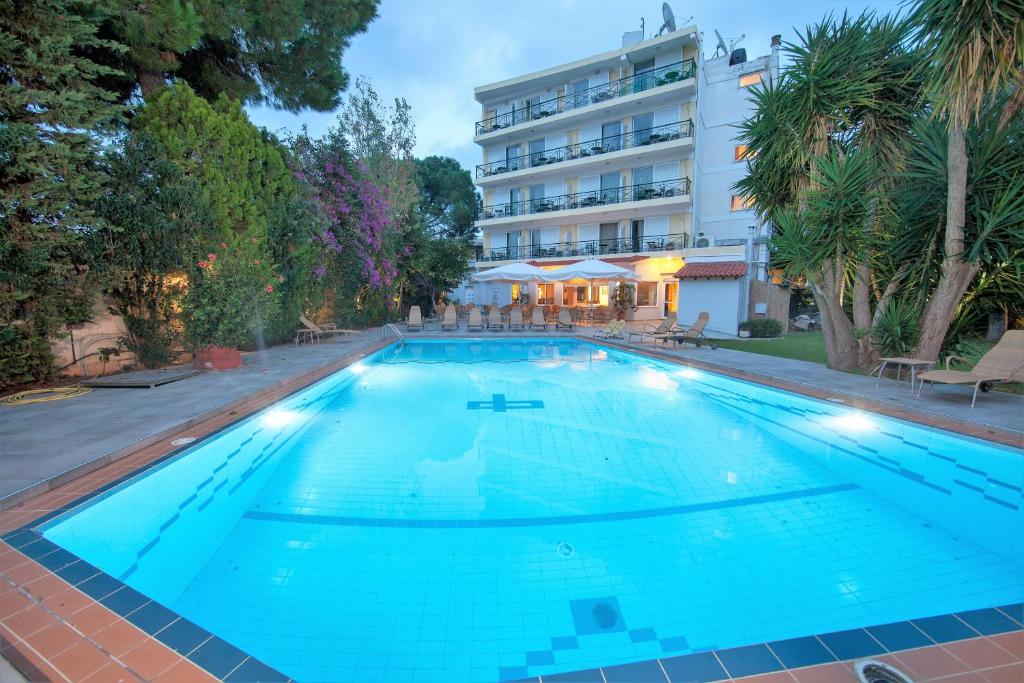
[0,0,125,386]
[99,0,379,111]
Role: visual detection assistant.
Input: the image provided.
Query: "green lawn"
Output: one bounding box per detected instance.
[714,330,829,365]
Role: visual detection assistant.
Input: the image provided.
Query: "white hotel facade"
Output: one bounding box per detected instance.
[450,25,782,334]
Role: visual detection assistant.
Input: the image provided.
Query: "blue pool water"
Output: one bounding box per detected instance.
[42,340,1024,682]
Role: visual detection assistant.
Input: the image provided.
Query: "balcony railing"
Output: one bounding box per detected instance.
[475,59,697,135]
[480,177,691,220]
[476,233,691,262]
[476,120,694,179]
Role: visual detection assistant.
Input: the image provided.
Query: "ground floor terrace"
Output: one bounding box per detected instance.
[1,330,1021,682]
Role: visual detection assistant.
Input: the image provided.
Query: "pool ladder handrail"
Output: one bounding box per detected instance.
[381,323,406,348]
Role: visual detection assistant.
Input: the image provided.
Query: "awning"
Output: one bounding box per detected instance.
[674,261,747,279]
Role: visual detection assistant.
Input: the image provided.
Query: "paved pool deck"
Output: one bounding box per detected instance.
[1,325,1020,509]
[0,330,388,506]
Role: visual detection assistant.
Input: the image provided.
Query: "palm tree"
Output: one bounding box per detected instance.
[736,13,923,371]
[908,0,1023,360]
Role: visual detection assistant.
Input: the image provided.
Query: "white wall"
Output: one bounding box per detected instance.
[678,278,743,335]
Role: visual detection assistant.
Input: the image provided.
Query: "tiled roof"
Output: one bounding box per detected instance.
[674,261,747,279]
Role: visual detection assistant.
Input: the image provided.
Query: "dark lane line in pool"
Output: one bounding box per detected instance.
[241,483,858,529]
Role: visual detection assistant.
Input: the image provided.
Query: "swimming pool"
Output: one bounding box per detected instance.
[37,339,1024,681]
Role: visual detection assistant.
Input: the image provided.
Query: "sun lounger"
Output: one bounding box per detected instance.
[556,308,574,330]
[595,320,626,339]
[916,330,1024,407]
[486,307,504,331]
[508,307,525,330]
[407,305,423,332]
[628,312,677,343]
[662,312,712,347]
[467,308,483,332]
[530,307,548,331]
[295,314,356,344]
[441,304,458,331]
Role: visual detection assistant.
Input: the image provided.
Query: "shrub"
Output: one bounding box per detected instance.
[181,240,283,349]
[740,318,784,337]
[872,299,920,356]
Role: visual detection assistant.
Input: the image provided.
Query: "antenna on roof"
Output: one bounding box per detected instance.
[655,2,676,37]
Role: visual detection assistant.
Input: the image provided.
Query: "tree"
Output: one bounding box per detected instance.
[908,0,1024,360]
[93,132,209,366]
[0,0,125,386]
[402,157,477,309]
[416,156,479,241]
[94,0,379,111]
[133,83,317,344]
[736,14,923,371]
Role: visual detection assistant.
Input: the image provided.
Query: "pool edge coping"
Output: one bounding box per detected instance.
[1,334,1021,682]
[0,336,396,683]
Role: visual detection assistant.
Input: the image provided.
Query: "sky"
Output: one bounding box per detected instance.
[248,0,903,172]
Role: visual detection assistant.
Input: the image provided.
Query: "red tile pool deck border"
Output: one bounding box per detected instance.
[1,336,1021,682]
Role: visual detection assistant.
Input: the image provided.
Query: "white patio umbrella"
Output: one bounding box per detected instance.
[543,259,638,317]
[470,262,553,282]
[470,262,552,308]
[542,259,638,282]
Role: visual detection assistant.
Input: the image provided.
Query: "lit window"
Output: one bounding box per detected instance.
[731,194,755,211]
[536,284,554,304]
[636,282,657,307]
[734,144,751,161]
[739,72,764,88]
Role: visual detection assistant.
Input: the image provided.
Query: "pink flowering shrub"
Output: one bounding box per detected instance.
[181,239,282,349]
[316,160,401,297]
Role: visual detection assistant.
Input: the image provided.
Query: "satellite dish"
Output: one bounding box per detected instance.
[656,2,676,37]
[714,30,745,58]
[714,29,729,58]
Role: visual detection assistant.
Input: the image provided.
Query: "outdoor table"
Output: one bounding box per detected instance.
[875,357,935,393]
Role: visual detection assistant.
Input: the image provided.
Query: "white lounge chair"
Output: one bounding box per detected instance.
[556,308,574,330]
[530,307,548,331]
[441,304,458,331]
[407,305,423,332]
[294,314,356,345]
[467,308,483,332]
[508,307,525,330]
[595,320,626,339]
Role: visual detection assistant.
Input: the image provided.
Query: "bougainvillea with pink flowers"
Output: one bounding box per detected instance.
[315,159,404,304]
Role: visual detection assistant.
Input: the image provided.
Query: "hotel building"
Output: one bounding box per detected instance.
[451,24,782,334]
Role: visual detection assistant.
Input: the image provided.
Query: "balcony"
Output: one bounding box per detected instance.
[476,120,693,179]
[480,178,690,222]
[476,233,691,263]
[475,59,696,136]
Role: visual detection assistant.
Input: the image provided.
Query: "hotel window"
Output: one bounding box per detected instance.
[602,121,622,151]
[529,184,545,212]
[632,112,654,146]
[734,144,750,161]
[636,282,657,307]
[739,72,764,88]
[506,144,522,171]
[572,78,589,108]
[529,138,545,166]
[536,283,555,304]
[731,194,755,211]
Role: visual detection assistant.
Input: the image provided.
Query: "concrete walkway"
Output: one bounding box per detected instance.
[573,325,1023,437]
[2,324,1020,508]
[0,330,387,504]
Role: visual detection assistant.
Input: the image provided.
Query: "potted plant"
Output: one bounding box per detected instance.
[613,283,638,320]
[182,239,282,370]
